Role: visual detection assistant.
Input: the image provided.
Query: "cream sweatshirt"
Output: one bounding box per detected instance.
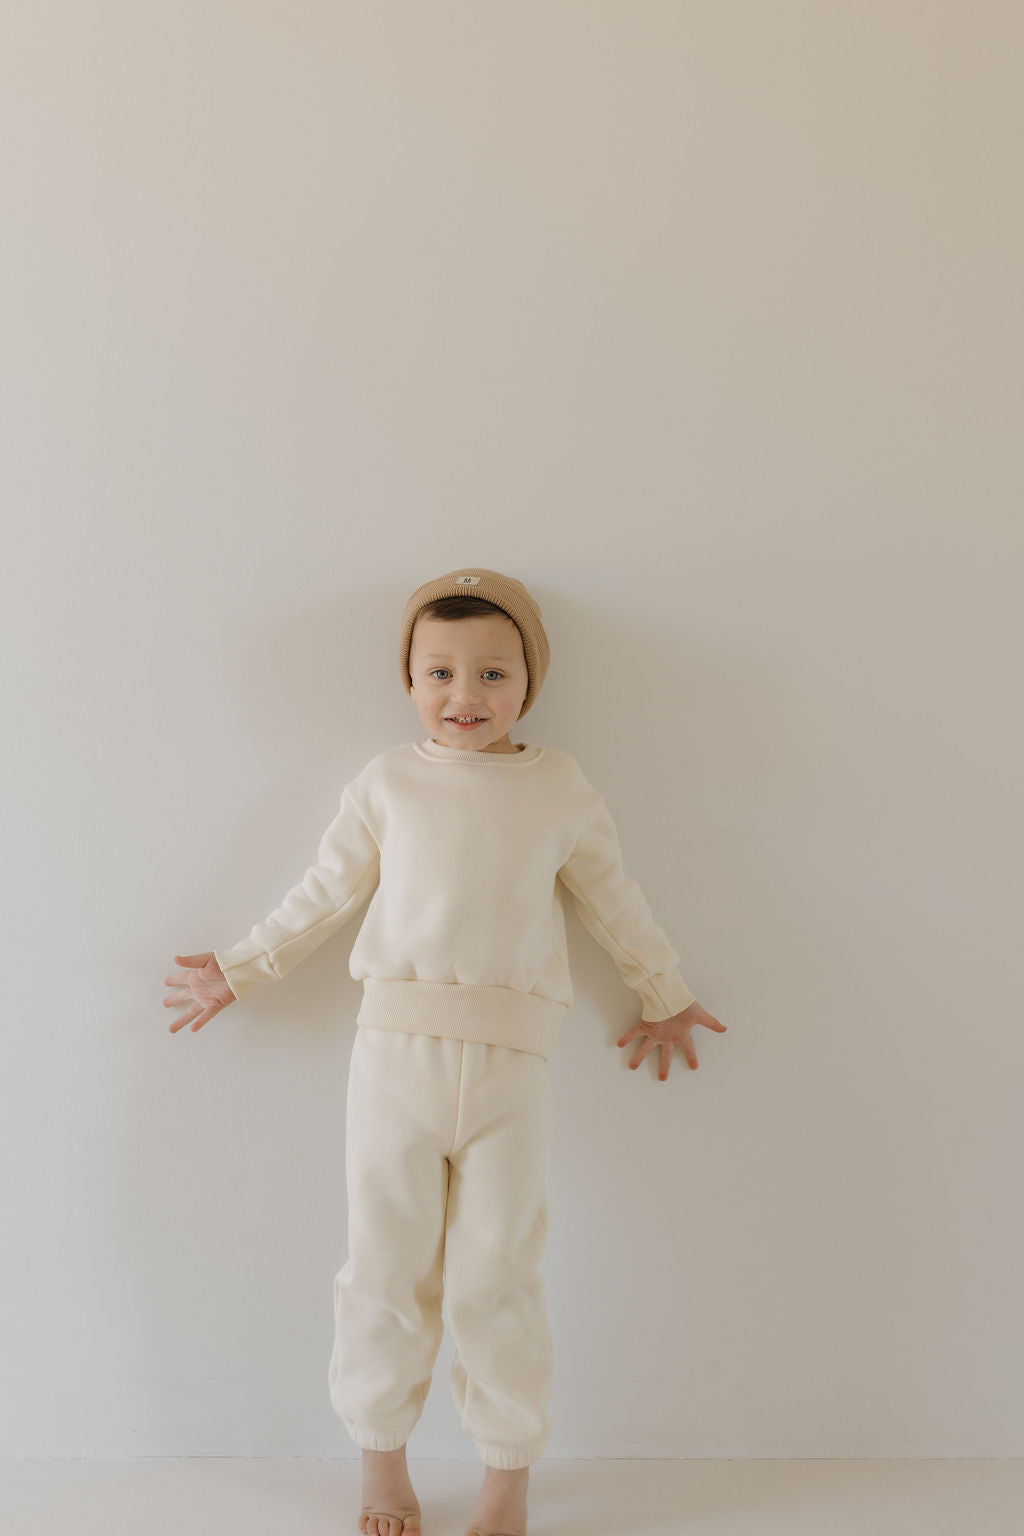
[213,736,696,1061]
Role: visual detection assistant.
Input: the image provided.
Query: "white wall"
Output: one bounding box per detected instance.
[3,1,1022,1460]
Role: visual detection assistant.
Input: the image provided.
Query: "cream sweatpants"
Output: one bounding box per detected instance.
[328,1023,555,1470]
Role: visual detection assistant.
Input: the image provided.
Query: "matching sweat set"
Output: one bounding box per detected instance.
[213,734,696,1469]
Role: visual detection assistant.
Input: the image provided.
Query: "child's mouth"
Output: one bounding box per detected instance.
[446,718,487,730]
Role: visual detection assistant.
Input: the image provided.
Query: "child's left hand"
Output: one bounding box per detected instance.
[617,1000,727,1081]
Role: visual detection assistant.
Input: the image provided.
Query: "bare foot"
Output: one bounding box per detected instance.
[464,1463,529,1536]
[359,1445,422,1536]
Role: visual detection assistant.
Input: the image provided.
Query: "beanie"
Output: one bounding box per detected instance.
[399,567,550,720]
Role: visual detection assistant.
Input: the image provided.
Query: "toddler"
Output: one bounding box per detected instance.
[163,566,726,1536]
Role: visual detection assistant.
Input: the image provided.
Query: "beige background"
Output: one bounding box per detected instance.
[3,1,1021,1460]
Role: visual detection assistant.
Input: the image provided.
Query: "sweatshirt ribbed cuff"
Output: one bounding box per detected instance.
[637,968,698,1022]
[213,937,276,1001]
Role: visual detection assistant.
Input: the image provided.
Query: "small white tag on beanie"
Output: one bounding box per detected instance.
[453,575,481,586]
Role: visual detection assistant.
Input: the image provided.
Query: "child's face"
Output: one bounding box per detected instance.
[408,613,530,754]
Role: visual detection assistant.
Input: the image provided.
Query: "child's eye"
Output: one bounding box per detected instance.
[430,669,504,681]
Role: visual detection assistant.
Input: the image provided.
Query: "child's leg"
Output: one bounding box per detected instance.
[328,1026,453,1451]
[443,1041,554,1471]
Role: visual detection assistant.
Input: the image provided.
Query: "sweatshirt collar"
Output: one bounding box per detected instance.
[414,737,545,766]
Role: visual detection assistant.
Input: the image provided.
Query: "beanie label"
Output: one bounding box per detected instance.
[453,575,481,586]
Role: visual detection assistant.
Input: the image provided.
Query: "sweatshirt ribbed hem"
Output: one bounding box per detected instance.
[356,977,567,1061]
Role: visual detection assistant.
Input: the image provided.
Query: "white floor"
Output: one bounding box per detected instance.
[2,1456,1023,1536]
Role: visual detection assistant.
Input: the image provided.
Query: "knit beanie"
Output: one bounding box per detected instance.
[399,567,550,720]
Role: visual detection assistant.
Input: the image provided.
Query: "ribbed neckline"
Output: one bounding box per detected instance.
[414,737,545,766]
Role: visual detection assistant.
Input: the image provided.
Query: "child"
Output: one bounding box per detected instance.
[164,566,726,1536]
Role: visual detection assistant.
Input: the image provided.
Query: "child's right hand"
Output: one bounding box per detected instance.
[163,952,236,1033]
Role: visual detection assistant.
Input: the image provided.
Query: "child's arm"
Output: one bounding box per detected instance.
[212,785,380,1003]
[557,789,726,1080]
[556,790,697,1023]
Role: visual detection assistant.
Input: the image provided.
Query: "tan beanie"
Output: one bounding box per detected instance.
[399,567,550,720]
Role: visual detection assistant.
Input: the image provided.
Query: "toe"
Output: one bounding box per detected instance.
[360,1514,421,1536]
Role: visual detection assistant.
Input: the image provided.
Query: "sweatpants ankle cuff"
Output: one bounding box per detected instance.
[476,1440,545,1470]
[343,1421,410,1453]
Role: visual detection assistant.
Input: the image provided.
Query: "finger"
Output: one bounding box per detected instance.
[683,1036,699,1069]
[629,1038,654,1070]
[169,1007,201,1033]
[165,973,199,992]
[658,1042,672,1081]
[617,1024,642,1047]
[170,1007,215,1034]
